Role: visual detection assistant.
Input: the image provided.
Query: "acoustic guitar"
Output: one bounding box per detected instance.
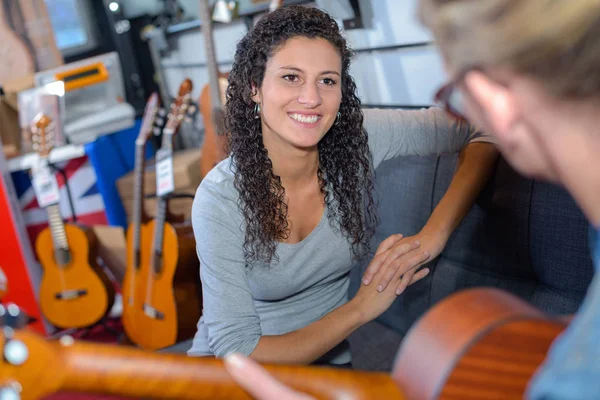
[32,114,116,329]
[198,0,229,178]
[135,79,202,350]
[197,0,285,178]
[122,92,161,344]
[0,288,565,400]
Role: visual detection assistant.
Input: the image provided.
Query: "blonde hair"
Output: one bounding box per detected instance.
[419,0,600,98]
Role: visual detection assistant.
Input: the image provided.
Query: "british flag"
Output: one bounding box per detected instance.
[11,155,108,248]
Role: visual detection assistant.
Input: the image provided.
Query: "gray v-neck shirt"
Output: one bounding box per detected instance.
[188,107,490,364]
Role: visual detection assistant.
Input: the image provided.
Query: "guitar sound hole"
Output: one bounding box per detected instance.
[55,289,88,300]
[55,248,72,266]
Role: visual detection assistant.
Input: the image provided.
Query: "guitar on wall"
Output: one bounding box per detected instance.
[31,114,115,330]
[198,0,229,178]
[122,92,161,344]
[0,288,566,400]
[197,0,285,178]
[135,79,202,350]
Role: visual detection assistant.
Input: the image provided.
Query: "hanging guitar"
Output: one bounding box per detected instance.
[135,79,202,350]
[197,0,284,178]
[122,92,161,344]
[32,113,115,329]
[0,288,566,399]
[198,0,229,178]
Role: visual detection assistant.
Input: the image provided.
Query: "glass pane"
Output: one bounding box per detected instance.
[44,0,89,50]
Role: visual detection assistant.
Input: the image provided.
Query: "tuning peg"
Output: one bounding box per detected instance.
[187,104,197,115]
[0,383,21,400]
[155,117,164,126]
[0,304,30,330]
[158,108,167,117]
[32,143,39,151]
[152,127,162,136]
[184,116,193,124]
[0,304,30,369]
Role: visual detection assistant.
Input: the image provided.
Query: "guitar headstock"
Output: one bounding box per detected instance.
[138,92,162,143]
[30,113,55,158]
[0,304,63,399]
[163,79,194,138]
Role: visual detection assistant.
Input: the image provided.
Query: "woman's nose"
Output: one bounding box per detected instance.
[298,82,322,108]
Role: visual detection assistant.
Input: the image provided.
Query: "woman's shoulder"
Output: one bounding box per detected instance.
[192,157,239,219]
[363,106,446,132]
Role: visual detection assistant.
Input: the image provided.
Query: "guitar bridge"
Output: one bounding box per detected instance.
[143,304,165,320]
[55,289,88,300]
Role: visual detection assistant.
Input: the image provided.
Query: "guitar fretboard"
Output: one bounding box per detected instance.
[151,130,174,274]
[46,203,69,251]
[132,141,146,267]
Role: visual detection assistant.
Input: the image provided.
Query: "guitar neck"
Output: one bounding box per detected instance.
[46,203,69,252]
[151,131,173,272]
[52,338,400,400]
[132,141,147,257]
[199,0,222,109]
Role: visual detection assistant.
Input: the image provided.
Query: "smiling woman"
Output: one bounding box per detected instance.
[188,5,498,367]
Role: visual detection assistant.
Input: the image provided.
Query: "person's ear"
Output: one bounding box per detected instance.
[464,71,519,141]
[251,84,262,104]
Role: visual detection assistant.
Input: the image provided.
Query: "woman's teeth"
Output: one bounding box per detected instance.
[290,113,319,124]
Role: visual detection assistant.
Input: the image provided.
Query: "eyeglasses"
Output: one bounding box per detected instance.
[434,68,473,121]
[435,81,466,121]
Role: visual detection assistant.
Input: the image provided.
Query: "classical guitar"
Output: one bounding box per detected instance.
[122,92,161,343]
[32,114,116,329]
[135,79,202,350]
[0,288,565,400]
[198,0,229,178]
[393,288,567,400]
[197,0,285,178]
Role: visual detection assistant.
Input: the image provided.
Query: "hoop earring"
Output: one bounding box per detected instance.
[334,112,341,125]
[254,102,261,119]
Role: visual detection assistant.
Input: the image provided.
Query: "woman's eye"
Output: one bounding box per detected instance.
[322,78,337,86]
[283,74,299,82]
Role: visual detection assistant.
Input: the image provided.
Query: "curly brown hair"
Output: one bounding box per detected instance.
[224,5,377,265]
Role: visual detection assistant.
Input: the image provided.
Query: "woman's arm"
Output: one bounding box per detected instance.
[364,107,491,169]
[194,186,427,365]
[250,235,430,365]
[362,142,500,293]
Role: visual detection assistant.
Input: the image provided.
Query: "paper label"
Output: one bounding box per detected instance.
[156,148,174,197]
[32,163,60,208]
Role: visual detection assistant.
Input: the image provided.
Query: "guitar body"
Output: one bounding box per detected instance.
[135,221,202,350]
[199,72,229,178]
[393,288,568,400]
[36,224,116,329]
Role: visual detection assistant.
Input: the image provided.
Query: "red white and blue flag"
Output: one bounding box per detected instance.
[11,155,108,247]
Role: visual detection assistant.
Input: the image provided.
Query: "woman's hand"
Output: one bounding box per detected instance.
[362,229,446,295]
[350,235,431,324]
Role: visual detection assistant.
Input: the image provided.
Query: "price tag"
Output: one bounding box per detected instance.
[31,163,60,208]
[156,148,174,197]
